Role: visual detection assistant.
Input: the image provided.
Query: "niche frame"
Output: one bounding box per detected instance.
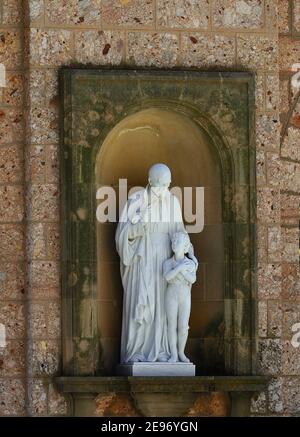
[59,68,257,378]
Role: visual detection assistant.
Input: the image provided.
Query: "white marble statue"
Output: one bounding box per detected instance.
[163,232,198,363]
[116,163,189,364]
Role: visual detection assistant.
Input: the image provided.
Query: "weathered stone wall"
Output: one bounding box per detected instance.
[0,0,299,416]
[254,0,300,417]
[0,0,26,416]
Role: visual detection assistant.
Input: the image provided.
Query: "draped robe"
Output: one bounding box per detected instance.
[116,187,184,363]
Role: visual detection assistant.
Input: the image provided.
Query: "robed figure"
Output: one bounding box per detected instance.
[116,164,185,363]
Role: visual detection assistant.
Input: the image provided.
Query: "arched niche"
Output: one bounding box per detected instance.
[95,105,235,375]
[58,70,260,415]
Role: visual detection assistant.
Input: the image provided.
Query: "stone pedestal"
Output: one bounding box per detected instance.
[116,362,196,376]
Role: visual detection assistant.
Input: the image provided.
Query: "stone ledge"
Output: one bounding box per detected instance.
[55,375,269,394]
[55,376,270,416]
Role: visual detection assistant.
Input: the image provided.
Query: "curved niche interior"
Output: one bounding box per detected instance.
[95,107,229,375]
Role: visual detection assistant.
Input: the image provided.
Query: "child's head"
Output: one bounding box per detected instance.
[171,231,191,254]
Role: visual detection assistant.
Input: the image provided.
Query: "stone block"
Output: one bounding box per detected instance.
[28,378,48,416]
[46,223,60,260]
[266,152,281,187]
[29,69,58,106]
[258,301,267,338]
[282,377,300,414]
[255,113,280,152]
[29,340,60,376]
[278,0,290,34]
[293,0,300,33]
[281,126,300,162]
[74,30,125,65]
[279,37,300,71]
[267,301,282,338]
[281,227,299,263]
[1,0,22,25]
[102,0,153,27]
[27,222,47,260]
[282,340,300,375]
[127,32,179,67]
[0,224,24,261]
[30,261,59,289]
[256,225,268,262]
[47,302,60,338]
[265,0,278,33]
[257,263,281,299]
[282,302,300,340]
[281,193,300,226]
[26,145,46,184]
[46,0,102,25]
[0,340,25,377]
[257,339,282,375]
[268,377,283,414]
[281,161,300,192]
[0,146,22,184]
[237,34,278,70]
[213,0,263,29]
[30,302,47,338]
[46,144,59,184]
[0,262,25,300]
[282,263,300,300]
[0,378,25,415]
[255,73,264,111]
[27,184,59,222]
[30,106,59,145]
[257,188,280,224]
[0,109,24,145]
[0,302,25,339]
[0,30,22,69]
[2,73,24,106]
[267,225,282,263]
[29,0,44,22]
[266,73,280,111]
[181,33,235,68]
[256,151,266,186]
[30,29,73,67]
[279,76,290,114]
[157,0,209,29]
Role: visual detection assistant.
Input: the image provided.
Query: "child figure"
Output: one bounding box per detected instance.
[163,232,198,363]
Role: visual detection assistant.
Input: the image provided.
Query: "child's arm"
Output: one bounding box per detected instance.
[180,269,196,284]
[163,259,185,282]
[180,260,197,284]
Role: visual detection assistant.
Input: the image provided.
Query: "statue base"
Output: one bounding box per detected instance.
[116,362,196,376]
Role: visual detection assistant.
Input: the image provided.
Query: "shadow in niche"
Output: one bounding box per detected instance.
[95,106,231,376]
